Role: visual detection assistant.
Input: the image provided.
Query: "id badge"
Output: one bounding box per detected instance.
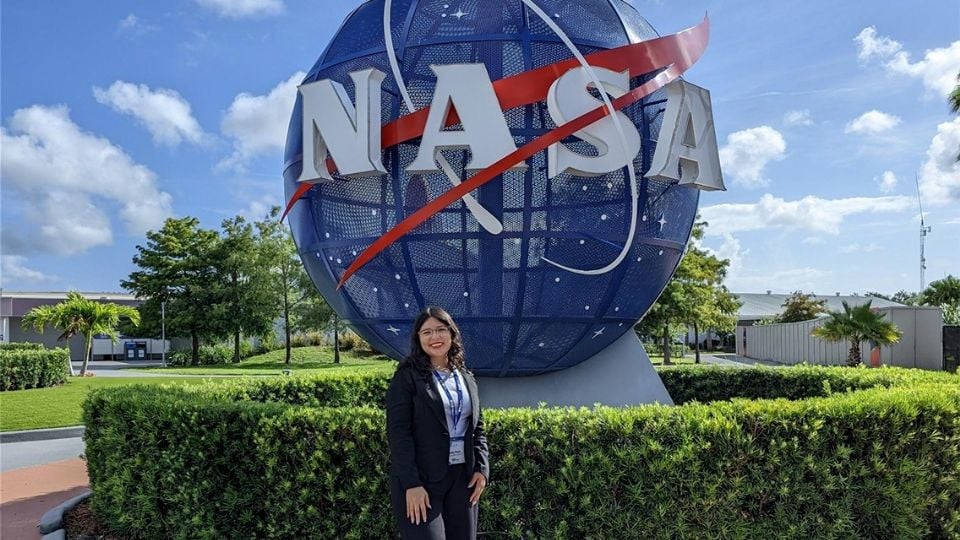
[449,437,466,464]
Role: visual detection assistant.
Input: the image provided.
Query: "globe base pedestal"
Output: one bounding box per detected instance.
[476,331,674,408]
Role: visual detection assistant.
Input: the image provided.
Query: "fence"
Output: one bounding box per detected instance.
[737,306,944,370]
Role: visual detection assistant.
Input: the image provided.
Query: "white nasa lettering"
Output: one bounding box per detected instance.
[647,79,724,191]
[545,67,642,178]
[406,64,525,174]
[298,67,723,192]
[298,68,387,183]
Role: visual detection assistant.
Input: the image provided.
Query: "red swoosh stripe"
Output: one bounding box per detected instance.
[335,17,710,288]
[282,16,709,221]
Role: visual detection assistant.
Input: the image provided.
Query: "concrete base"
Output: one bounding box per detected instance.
[477,331,674,408]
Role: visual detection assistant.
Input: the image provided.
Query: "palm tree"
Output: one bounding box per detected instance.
[811,300,902,367]
[22,291,141,376]
[950,71,960,115]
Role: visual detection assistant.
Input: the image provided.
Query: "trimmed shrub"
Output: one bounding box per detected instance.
[1,347,70,390]
[83,367,960,539]
[0,342,44,351]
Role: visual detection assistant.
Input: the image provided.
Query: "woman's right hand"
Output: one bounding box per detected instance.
[406,486,431,525]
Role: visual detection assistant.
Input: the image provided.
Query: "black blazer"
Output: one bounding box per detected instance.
[386,362,490,491]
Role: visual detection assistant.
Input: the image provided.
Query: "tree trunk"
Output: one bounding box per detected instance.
[283,288,291,365]
[233,331,241,363]
[662,324,672,365]
[847,340,861,367]
[191,333,200,366]
[333,314,340,364]
[80,333,93,376]
[694,323,701,364]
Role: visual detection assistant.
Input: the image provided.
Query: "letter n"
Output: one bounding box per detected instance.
[298,68,387,183]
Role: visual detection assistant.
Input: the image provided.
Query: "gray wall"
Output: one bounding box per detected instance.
[737,306,943,370]
[8,316,88,360]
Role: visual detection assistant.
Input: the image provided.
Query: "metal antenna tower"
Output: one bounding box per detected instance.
[916,174,932,290]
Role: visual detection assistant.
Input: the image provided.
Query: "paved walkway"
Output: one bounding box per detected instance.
[0,458,89,539]
[699,353,785,367]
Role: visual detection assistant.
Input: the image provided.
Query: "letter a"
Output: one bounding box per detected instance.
[298,68,387,183]
[407,64,524,174]
[647,79,725,191]
[546,66,641,178]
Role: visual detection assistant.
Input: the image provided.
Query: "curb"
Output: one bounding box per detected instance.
[38,490,91,537]
[0,426,85,443]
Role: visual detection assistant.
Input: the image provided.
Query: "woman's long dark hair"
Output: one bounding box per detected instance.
[406,306,467,374]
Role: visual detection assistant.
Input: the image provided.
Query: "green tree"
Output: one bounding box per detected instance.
[811,300,903,367]
[256,206,310,364]
[777,291,828,323]
[891,290,920,305]
[21,291,140,376]
[637,219,740,364]
[219,216,278,362]
[920,275,960,307]
[950,71,960,160]
[951,72,960,114]
[122,217,222,365]
[291,272,349,363]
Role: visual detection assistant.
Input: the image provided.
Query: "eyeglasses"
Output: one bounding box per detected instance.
[419,326,451,338]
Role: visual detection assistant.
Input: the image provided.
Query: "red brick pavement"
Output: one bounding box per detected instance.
[0,458,89,539]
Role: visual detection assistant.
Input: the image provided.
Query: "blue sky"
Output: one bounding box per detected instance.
[2,0,958,296]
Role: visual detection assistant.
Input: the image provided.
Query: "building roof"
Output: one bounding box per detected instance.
[0,291,140,318]
[733,292,904,321]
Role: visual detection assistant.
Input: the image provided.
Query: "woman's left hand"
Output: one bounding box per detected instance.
[467,472,487,506]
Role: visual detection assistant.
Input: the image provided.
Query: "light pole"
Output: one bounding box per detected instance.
[161,297,167,368]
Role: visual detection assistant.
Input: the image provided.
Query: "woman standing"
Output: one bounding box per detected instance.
[386,307,489,540]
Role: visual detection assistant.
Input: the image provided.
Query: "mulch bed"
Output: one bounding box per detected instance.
[63,500,124,540]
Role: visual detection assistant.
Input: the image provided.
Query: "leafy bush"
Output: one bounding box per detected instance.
[167,344,235,366]
[0,342,44,351]
[83,366,960,538]
[642,340,686,358]
[1,347,70,390]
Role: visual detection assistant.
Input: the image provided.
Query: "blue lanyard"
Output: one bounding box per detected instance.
[433,369,463,430]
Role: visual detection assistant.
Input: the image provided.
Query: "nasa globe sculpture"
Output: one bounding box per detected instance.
[282,0,724,387]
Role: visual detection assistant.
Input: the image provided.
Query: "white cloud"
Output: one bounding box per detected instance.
[94,81,206,146]
[855,27,960,97]
[702,233,747,276]
[117,14,157,36]
[838,243,880,254]
[0,105,173,255]
[0,255,57,284]
[918,116,960,206]
[700,193,915,236]
[218,71,304,172]
[844,110,901,135]
[854,27,902,62]
[194,0,284,18]
[876,171,898,194]
[718,126,786,188]
[727,267,833,294]
[783,109,813,126]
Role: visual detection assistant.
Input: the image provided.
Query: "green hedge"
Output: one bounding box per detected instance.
[159,364,958,409]
[1,347,70,391]
[83,367,960,539]
[0,341,45,351]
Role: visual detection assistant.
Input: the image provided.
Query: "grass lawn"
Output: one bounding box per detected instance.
[1,377,233,432]
[648,354,697,365]
[133,346,398,376]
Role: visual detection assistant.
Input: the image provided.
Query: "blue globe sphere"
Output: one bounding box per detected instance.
[283,0,699,376]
